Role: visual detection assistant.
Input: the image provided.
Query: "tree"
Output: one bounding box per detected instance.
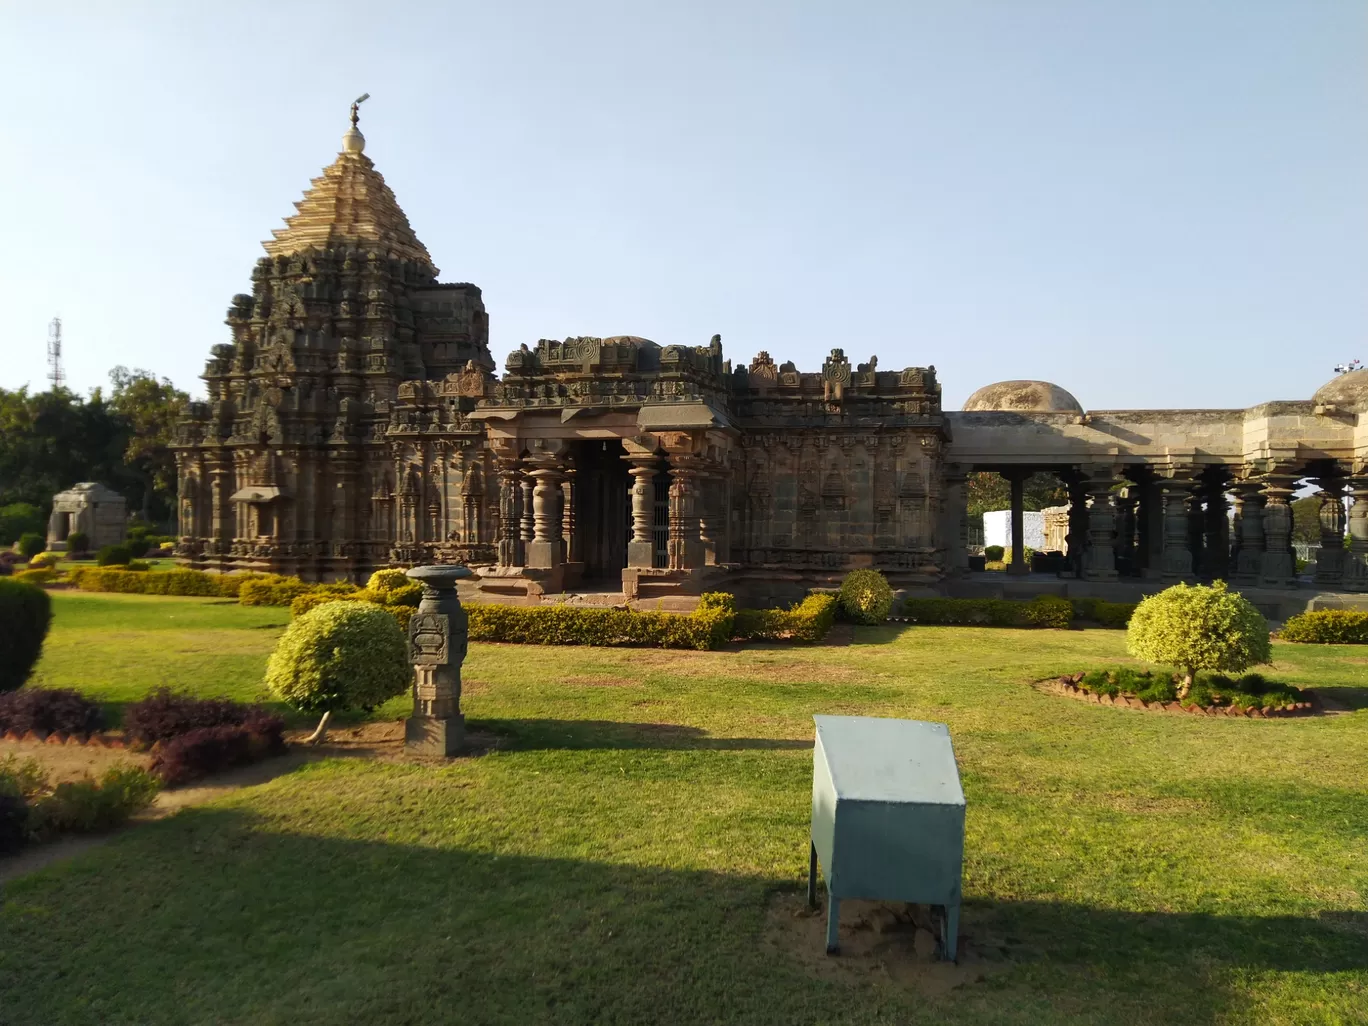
[1290,495,1324,548]
[107,367,189,523]
[0,386,133,511]
[1126,582,1271,699]
[966,472,1068,517]
[0,504,45,547]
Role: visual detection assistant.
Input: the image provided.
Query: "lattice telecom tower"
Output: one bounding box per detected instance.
[47,317,65,390]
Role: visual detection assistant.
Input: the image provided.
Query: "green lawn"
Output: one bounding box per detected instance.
[3,591,1366,1025]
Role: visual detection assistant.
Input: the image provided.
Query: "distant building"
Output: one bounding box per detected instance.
[47,483,126,551]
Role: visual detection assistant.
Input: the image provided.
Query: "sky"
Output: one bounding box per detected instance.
[1,1,1364,410]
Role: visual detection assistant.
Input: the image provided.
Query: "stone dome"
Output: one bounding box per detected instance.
[962,379,1084,414]
[1312,369,1368,409]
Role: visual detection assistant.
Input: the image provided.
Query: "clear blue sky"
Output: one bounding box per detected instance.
[1,1,1364,410]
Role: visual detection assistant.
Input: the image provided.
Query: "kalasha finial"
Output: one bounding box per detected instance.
[343,93,370,154]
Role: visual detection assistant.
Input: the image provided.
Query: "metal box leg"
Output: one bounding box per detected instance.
[807,842,818,908]
[825,892,841,954]
[942,900,959,962]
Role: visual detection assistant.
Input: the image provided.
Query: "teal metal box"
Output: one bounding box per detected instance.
[808,715,965,959]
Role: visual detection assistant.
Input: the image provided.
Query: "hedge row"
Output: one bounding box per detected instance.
[902,594,1074,628]
[1280,609,1368,644]
[464,601,734,650]
[67,566,271,598]
[734,594,839,642]
[1067,597,1138,629]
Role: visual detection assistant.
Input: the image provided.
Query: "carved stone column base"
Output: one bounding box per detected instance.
[627,540,656,568]
[405,713,465,757]
[527,540,563,569]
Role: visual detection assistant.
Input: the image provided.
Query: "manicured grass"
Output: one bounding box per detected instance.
[3,591,1366,1024]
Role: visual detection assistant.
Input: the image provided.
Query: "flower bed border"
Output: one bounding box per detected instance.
[3,729,133,749]
[1048,675,1318,718]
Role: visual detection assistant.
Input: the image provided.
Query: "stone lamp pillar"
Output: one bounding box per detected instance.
[405,564,474,757]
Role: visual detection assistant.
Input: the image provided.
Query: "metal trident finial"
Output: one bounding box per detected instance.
[351,93,370,128]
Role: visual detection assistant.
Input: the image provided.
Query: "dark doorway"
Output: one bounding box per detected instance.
[573,440,630,580]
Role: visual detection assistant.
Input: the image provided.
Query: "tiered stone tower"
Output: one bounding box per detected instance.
[173,102,495,581]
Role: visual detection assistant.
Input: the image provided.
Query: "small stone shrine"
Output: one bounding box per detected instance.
[47,482,126,552]
[171,102,1368,611]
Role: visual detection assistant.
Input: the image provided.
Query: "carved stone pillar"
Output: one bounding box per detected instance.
[1201,476,1230,581]
[624,457,658,569]
[404,565,472,757]
[1232,482,1266,582]
[561,461,576,564]
[1343,473,1368,591]
[1185,480,1206,580]
[1006,469,1029,576]
[1315,476,1347,588]
[496,459,522,567]
[699,467,723,566]
[526,460,564,569]
[1114,489,1137,576]
[1064,474,1088,577]
[940,463,969,578]
[1160,472,1195,581]
[719,468,734,565]
[209,453,233,555]
[1081,468,1119,581]
[1139,478,1163,578]
[519,468,535,552]
[1259,464,1298,587]
[667,455,705,570]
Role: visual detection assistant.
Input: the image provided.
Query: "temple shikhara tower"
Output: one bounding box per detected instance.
[176,104,1368,609]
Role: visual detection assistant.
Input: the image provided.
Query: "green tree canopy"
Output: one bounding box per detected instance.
[108,367,189,521]
[966,472,1068,517]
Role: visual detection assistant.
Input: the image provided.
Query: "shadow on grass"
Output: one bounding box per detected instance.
[1318,685,1368,711]
[476,717,812,752]
[2,806,1363,1025]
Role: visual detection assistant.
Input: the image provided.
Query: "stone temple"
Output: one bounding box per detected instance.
[173,108,1368,612]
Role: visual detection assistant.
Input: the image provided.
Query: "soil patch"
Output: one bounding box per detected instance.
[0,738,150,784]
[763,893,1012,996]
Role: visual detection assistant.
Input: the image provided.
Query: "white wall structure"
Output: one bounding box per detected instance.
[982,510,1045,551]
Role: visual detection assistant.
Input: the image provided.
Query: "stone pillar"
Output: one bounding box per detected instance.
[561,459,576,564]
[496,459,523,567]
[1231,480,1265,583]
[1081,468,1119,582]
[719,468,734,565]
[526,460,564,569]
[1259,464,1298,587]
[404,565,472,757]
[699,467,724,566]
[1202,477,1230,581]
[1314,477,1347,588]
[1160,473,1194,581]
[519,469,535,554]
[209,453,232,555]
[667,455,706,570]
[1064,475,1088,577]
[625,457,659,569]
[1114,489,1137,576]
[1185,480,1206,580]
[1139,478,1163,579]
[940,463,969,578]
[1343,473,1368,591]
[1007,470,1028,576]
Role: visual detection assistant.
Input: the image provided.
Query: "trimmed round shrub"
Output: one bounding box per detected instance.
[66,531,89,554]
[837,569,894,625]
[1126,582,1270,698]
[0,579,54,693]
[28,551,60,569]
[96,543,133,567]
[264,601,410,716]
[983,545,1004,561]
[367,567,411,594]
[17,533,45,560]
